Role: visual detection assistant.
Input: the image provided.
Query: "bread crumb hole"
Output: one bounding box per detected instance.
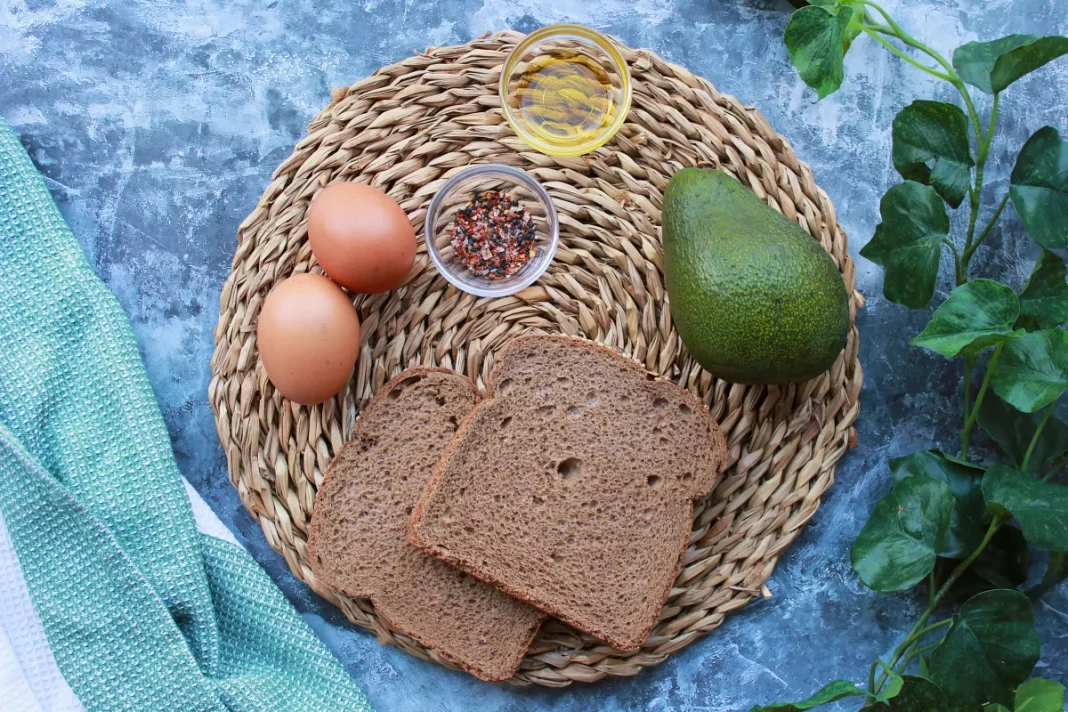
[500,416,512,428]
[435,395,447,406]
[679,403,692,415]
[457,487,466,500]
[558,458,583,480]
[498,378,514,394]
[586,391,598,406]
[464,525,475,534]
[641,508,653,521]
[405,505,413,515]
[681,473,693,484]
[537,404,556,417]
[567,406,581,419]
[653,397,668,410]
[556,376,572,386]
[647,475,662,488]
[388,375,422,398]
[659,437,669,446]
[550,552,563,563]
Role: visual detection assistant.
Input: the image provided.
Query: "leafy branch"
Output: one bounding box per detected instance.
[758,3,1068,710]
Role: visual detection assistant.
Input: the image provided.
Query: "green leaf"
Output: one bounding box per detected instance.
[892,101,974,208]
[979,392,1068,471]
[1010,126,1068,249]
[1015,678,1066,712]
[860,181,950,309]
[1018,250,1068,332]
[850,475,953,592]
[875,676,948,711]
[983,465,1068,551]
[890,450,988,558]
[748,680,869,711]
[784,5,854,100]
[911,280,1021,358]
[916,653,930,679]
[953,35,1068,94]
[806,1,870,51]
[929,589,1040,708]
[992,328,1068,412]
[878,672,905,703]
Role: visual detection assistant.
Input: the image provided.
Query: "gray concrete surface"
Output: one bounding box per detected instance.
[2,0,1066,710]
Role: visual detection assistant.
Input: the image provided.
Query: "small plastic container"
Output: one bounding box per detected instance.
[425,164,559,298]
[499,24,632,156]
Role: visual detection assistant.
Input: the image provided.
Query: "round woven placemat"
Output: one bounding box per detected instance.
[209,30,863,686]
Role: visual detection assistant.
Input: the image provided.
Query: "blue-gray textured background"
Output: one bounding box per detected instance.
[2,1,1067,710]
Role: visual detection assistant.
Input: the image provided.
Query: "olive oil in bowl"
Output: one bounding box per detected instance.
[515,53,616,143]
[499,24,632,156]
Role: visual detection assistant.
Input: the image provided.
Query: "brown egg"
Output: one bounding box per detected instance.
[307,182,417,293]
[256,273,361,405]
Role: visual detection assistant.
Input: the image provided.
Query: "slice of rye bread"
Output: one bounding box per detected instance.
[307,368,544,682]
[411,335,729,651]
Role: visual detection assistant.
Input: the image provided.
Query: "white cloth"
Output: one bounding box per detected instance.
[0,479,240,712]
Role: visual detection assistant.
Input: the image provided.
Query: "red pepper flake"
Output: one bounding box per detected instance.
[449,191,537,280]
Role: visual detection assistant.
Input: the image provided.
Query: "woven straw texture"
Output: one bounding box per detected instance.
[209,31,863,686]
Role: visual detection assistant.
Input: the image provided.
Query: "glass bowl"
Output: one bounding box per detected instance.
[499,24,632,156]
[425,164,559,298]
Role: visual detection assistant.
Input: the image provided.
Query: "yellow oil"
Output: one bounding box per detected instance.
[515,53,615,144]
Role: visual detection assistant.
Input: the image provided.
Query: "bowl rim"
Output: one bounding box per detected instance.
[424,163,560,298]
[498,24,633,157]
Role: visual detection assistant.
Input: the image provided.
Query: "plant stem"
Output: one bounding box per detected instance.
[869,658,898,695]
[868,658,879,693]
[873,617,955,693]
[979,93,1000,165]
[856,27,954,81]
[961,343,1004,459]
[898,640,944,671]
[963,354,976,433]
[942,238,964,284]
[880,519,1003,693]
[962,94,1000,269]
[927,568,937,607]
[963,192,1010,263]
[908,618,953,643]
[1043,454,1068,483]
[950,76,985,151]
[856,0,957,75]
[874,518,1004,692]
[1022,403,1056,471]
[935,518,1001,604]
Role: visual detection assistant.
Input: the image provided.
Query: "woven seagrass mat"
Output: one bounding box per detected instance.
[209,30,863,686]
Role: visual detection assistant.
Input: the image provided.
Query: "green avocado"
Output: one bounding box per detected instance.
[662,168,850,384]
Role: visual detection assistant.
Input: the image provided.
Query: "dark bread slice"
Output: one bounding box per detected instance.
[411,335,729,651]
[307,368,544,682]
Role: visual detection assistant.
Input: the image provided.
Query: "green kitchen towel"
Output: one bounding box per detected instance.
[0,116,371,712]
